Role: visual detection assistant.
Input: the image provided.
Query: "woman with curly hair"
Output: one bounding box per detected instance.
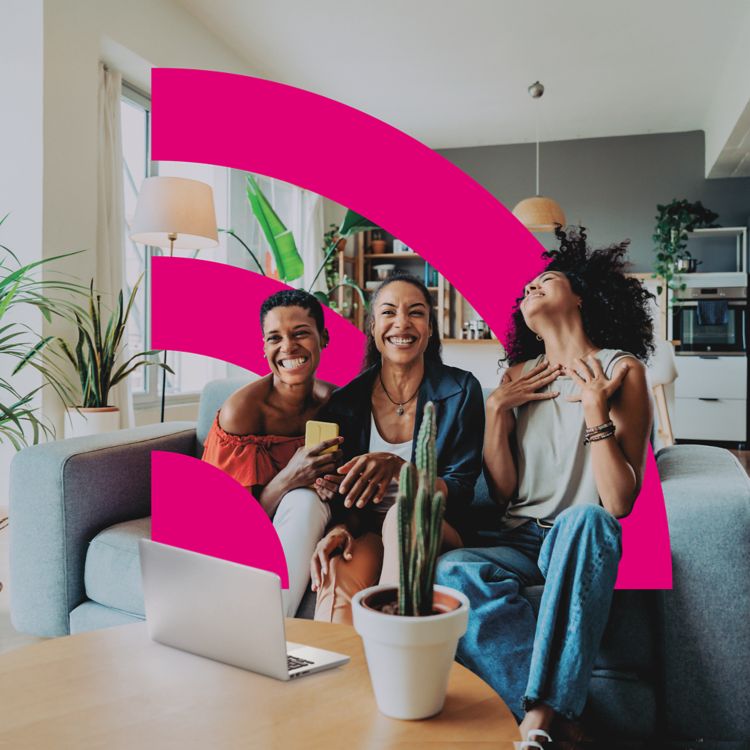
[436,227,654,745]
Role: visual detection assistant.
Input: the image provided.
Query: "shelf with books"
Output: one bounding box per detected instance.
[353,231,453,338]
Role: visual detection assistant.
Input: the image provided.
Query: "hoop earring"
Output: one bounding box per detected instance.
[536,334,543,342]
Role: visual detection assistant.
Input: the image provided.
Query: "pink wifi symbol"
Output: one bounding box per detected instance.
[149,69,672,590]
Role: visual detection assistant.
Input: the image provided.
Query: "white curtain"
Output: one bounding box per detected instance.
[96,63,133,428]
[247,175,326,292]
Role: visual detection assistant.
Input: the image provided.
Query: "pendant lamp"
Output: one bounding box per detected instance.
[512,81,566,232]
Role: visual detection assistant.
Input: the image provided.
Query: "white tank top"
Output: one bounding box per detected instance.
[504,348,636,527]
[368,415,412,517]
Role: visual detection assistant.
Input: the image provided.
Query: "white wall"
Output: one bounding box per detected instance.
[40,0,255,433]
[0,1,45,500]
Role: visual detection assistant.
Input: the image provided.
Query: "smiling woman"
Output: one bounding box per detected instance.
[310,273,484,625]
[201,289,341,616]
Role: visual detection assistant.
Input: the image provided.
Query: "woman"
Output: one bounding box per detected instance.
[436,227,653,745]
[202,289,342,617]
[310,273,484,624]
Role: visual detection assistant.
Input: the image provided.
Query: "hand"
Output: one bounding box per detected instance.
[282,437,344,489]
[337,452,404,509]
[566,356,630,411]
[310,525,353,591]
[314,473,344,502]
[487,362,562,412]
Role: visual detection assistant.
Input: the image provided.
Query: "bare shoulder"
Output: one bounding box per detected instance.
[313,378,337,405]
[613,356,648,387]
[218,376,271,435]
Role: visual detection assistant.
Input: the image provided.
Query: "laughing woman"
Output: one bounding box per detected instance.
[310,273,484,624]
[202,290,342,617]
[436,228,653,744]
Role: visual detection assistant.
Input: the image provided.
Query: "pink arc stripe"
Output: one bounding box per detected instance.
[149,68,672,589]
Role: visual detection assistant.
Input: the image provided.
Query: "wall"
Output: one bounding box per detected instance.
[0,1,45,500]
[438,131,750,272]
[39,0,254,433]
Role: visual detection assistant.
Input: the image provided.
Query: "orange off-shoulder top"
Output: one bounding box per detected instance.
[201,414,305,491]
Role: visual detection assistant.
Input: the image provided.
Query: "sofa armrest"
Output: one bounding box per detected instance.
[9,422,196,637]
[656,445,750,742]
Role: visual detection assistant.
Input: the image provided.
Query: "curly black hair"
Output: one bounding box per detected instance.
[362,272,442,371]
[259,289,325,334]
[505,226,655,364]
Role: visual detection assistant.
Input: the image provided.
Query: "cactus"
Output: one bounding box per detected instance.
[396,401,446,616]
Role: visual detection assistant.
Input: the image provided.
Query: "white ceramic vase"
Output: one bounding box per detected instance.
[64,406,120,439]
[352,583,470,720]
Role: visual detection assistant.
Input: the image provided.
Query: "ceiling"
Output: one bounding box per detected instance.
[174,0,750,175]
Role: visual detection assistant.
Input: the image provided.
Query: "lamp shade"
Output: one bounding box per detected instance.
[130,176,219,249]
[512,196,567,233]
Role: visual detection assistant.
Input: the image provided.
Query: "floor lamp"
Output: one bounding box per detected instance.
[130,176,218,422]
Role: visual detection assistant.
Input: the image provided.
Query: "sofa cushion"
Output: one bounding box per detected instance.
[84,516,150,617]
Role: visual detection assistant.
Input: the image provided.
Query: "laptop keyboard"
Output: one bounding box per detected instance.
[287,655,314,672]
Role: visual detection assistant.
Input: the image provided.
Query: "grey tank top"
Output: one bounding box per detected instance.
[503,348,635,528]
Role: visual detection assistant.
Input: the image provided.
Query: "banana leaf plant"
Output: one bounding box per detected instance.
[57,276,172,408]
[246,175,305,282]
[0,216,86,448]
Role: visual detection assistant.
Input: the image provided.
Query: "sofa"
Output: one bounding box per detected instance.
[9,377,750,748]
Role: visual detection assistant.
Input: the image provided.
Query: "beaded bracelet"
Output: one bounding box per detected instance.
[584,419,614,437]
[584,429,616,445]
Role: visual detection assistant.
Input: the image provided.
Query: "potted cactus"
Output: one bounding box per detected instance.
[352,402,470,720]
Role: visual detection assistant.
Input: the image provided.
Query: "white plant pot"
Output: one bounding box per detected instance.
[352,583,470,720]
[64,407,120,439]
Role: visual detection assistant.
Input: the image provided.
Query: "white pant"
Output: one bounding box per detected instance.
[272,489,331,617]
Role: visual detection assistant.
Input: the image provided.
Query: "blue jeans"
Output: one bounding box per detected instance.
[435,504,622,721]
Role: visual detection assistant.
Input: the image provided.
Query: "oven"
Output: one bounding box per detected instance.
[672,285,747,354]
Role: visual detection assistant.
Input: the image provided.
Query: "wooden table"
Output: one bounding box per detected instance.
[0,620,520,749]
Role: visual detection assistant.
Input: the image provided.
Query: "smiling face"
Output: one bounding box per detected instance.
[371,280,432,367]
[520,270,582,328]
[262,305,327,385]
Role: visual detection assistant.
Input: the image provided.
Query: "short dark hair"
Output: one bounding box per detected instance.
[363,272,442,370]
[259,289,325,334]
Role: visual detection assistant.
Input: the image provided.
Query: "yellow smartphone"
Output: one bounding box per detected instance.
[305,420,340,453]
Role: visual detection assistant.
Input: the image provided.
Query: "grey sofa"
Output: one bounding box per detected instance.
[9,377,750,748]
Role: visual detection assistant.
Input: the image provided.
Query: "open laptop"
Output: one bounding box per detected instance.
[139,539,349,680]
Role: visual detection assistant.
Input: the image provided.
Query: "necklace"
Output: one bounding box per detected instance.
[378,371,420,416]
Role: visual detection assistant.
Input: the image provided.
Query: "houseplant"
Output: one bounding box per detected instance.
[57,276,171,438]
[0,220,83,448]
[352,402,470,720]
[652,199,719,297]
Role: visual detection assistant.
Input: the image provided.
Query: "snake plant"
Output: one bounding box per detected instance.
[57,276,171,408]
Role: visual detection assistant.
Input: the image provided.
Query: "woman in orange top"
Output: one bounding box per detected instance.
[202,290,342,616]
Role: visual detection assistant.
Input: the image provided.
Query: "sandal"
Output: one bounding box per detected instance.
[516,729,553,749]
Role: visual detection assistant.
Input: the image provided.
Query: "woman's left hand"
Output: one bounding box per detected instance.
[336,452,404,509]
[566,356,630,412]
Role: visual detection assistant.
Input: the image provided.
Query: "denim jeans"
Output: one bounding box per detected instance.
[435,504,622,721]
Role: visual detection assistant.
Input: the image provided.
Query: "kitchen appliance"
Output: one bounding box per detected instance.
[671,272,748,445]
[672,273,747,354]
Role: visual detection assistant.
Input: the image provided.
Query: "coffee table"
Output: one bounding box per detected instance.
[0,620,520,749]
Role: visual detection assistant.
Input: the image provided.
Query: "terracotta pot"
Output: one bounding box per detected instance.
[370,239,387,254]
[352,584,469,720]
[64,406,120,439]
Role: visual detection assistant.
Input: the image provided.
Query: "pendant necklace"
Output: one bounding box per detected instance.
[378,371,420,416]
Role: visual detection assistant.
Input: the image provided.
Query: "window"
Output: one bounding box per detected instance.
[121,83,229,408]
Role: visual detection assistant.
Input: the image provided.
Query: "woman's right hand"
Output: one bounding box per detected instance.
[310,525,353,591]
[282,437,344,489]
[487,362,562,413]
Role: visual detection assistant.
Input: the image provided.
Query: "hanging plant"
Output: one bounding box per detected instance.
[652,199,718,297]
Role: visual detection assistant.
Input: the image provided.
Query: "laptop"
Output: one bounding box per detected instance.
[139,539,350,680]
